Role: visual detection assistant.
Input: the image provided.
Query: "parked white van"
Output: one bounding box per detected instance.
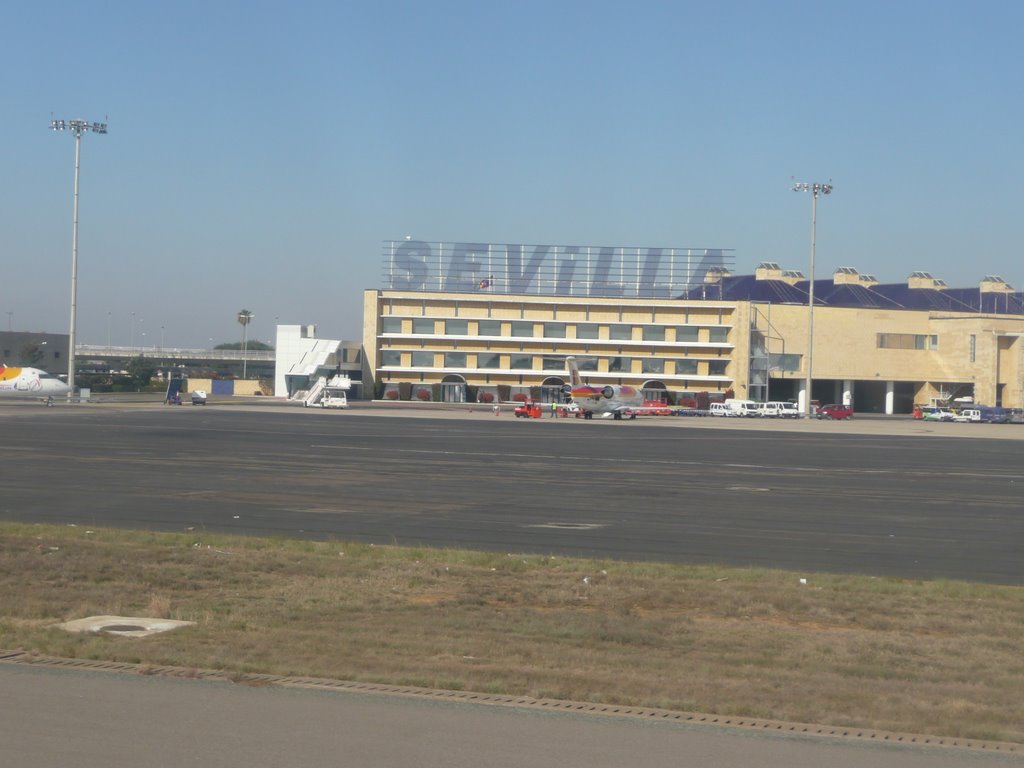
[724,399,761,417]
[709,402,733,417]
[778,402,801,418]
[758,402,783,417]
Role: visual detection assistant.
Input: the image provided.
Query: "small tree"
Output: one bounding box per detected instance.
[126,355,155,391]
[416,388,431,401]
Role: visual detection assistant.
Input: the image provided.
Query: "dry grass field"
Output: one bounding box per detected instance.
[2,522,1022,743]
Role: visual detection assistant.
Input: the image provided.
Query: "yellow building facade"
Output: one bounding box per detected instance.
[363,251,1024,413]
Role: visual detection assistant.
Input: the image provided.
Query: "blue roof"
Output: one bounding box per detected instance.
[682,275,1024,316]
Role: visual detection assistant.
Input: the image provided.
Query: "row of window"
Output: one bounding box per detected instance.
[877,333,939,350]
[382,318,730,343]
[380,351,728,376]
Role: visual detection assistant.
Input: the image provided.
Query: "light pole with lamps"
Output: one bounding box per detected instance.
[51,118,108,399]
[792,180,833,417]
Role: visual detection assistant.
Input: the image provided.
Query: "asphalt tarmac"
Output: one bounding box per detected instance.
[4,663,1017,768]
[2,400,1022,584]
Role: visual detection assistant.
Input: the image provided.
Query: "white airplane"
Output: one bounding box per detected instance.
[563,356,645,420]
[0,365,70,404]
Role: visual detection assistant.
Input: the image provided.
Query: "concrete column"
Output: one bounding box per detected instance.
[885,381,895,415]
[842,379,853,408]
[798,382,808,414]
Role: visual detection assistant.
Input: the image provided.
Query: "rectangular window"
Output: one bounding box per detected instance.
[772,354,802,372]
[511,321,534,338]
[608,356,631,373]
[878,333,939,350]
[675,326,699,342]
[477,319,501,336]
[708,327,729,343]
[575,323,599,340]
[675,359,699,375]
[445,319,469,336]
[543,322,566,338]
[609,324,633,341]
[382,317,402,334]
[707,360,728,376]
[542,355,565,371]
[443,352,467,368]
[576,356,599,372]
[412,318,435,334]
[642,326,666,342]
[381,350,401,366]
[641,358,665,374]
[477,352,501,369]
[970,334,977,363]
[510,354,532,370]
[411,351,434,367]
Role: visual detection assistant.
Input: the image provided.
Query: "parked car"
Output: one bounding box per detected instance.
[920,406,955,422]
[190,390,208,406]
[1007,408,1024,424]
[709,402,734,417]
[816,403,853,420]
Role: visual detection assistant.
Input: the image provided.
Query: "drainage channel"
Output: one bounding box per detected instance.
[0,649,1018,756]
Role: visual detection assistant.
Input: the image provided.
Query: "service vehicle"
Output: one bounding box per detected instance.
[191,390,208,406]
[321,392,348,409]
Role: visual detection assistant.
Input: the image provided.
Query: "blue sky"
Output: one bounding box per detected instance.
[2,1,1022,349]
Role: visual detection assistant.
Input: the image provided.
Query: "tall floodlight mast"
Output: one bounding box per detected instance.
[792,180,833,417]
[51,117,108,400]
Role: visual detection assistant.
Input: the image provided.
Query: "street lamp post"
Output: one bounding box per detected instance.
[792,180,833,417]
[51,118,107,399]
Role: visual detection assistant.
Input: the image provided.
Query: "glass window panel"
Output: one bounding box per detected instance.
[412,318,435,334]
[381,350,401,366]
[575,323,599,340]
[707,360,728,376]
[607,356,631,373]
[542,355,565,371]
[411,351,434,367]
[642,358,665,374]
[609,324,632,340]
[511,321,534,337]
[675,326,699,342]
[543,322,566,338]
[576,356,599,372]
[443,352,467,368]
[477,353,501,369]
[510,354,533,370]
[382,317,402,334]
[477,319,501,336]
[675,359,699,375]
[445,319,469,335]
[642,326,665,342]
[708,327,729,343]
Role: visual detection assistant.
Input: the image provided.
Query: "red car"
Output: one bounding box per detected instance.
[816,403,853,420]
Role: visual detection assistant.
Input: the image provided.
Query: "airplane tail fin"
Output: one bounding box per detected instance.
[566,356,582,387]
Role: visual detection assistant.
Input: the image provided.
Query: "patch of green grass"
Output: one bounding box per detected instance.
[1,522,1023,743]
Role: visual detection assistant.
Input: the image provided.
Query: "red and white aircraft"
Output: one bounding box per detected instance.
[563,356,646,420]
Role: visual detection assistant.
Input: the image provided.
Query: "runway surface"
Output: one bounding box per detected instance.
[3,402,1022,583]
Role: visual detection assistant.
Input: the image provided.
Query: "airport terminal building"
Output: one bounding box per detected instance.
[362,240,1024,413]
